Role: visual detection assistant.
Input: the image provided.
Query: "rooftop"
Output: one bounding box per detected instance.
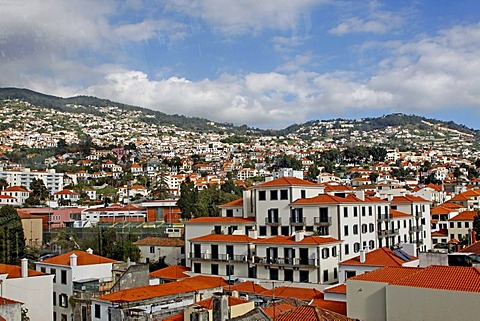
[39,250,117,266]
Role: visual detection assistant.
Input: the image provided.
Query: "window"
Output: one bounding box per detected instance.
[149,246,155,254]
[60,270,67,285]
[457,222,462,228]
[211,264,218,275]
[94,304,101,319]
[259,226,267,236]
[323,269,329,282]
[332,246,337,257]
[226,209,233,217]
[362,224,367,234]
[259,191,266,201]
[362,207,366,216]
[354,207,358,217]
[53,291,56,306]
[51,268,56,283]
[353,225,358,235]
[301,190,306,199]
[344,244,349,255]
[451,234,454,240]
[228,225,238,234]
[53,312,57,321]
[61,314,67,321]
[226,264,234,277]
[194,263,201,273]
[41,267,46,273]
[271,226,278,236]
[280,189,288,200]
[344,225,349,236]
[369,223,374,233]
[281,226,290,236]
[345,271,356,279]
[59,293,68,308]
[369,240,375,249]
[466,222,470,228]
[450,222,454,228]
[334,267,338,279]
[343,207,348,218]
[284,269,293,282]
[270,268,279,280]
[354,242,360,253]
[270,190,278,200]
[214,225,221,234]
[322,248,329,259]
[368,207,373,216]
[404,220,407,228]
[299,270,309,283]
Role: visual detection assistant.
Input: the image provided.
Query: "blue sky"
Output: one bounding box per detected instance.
[1,0,480,129]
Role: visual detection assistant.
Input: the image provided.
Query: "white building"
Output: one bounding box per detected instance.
[35,250,117,321]
[1,259,54,321]
[134,237,185,266]
[0,186,30,205]
[0,168,64,194]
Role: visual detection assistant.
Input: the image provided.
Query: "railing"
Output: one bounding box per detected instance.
[289,217,306,226]
[253,257,316,267]
[410,225,422,233]
[314,217,332,226]
[378,228,399,237]
[265,217,282,226]
[190,252,248,262]
[415,239,424,245]
[377,214,390,221]
[415,211,422,217]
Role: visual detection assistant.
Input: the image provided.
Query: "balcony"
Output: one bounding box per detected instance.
[377,214,390,222]
[314,217,332,226]
[289,217,306,226]
[265,217,282,226]
[254,257,316,267]
[410,225,422,233]
[415,239,424,245]
[378,228,399,238]
[190,252,248,262]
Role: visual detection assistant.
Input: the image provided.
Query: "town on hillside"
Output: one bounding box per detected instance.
[1,99,480,320]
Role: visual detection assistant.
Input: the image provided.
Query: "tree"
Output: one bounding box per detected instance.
[25,178,50,206]
[473,213,480,242]
[306,164,320,182]
[0,178,8,191]
[369,172,379,183]
[0,205,26,265]
[177,177,199,219]
[220,179,243,196]
[197,186,240,217]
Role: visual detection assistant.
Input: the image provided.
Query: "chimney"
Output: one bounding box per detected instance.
[295,230,305,242]
[86,248,93,254]
[70,253,78,267]
[212,292,228,321]
[248,228,258,239]
[21,258,28,278]
[359,249,366,263]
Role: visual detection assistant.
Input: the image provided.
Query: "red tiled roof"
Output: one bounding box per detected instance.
[254,235,341,245]
[390,195,429,203]
[257,177,319,187]
[349,266,422,283]
[292,193,362,205]
[323,183,353,192]
[218,198,243,207]
[324,284,346,294]
[264,302,295,318]
[460,241,480,255]
[390,209,411,218]
[431,205,456,215]
[98,275,227,303]
[449,211,478,221]
[55,189,79,195]
[186,217,255,224]
[3,186,28,192]
[190,234,255,243]
[390,265,480,292]
[40,250,116,266]
[162,312,183,321]
[340,247,417,267]
[196,296,250,310]
[261,286,323,301]
[150,265,190,279]
[0,297,22,305]
[134,237,184,247]
[432,229,448,237]
[0,263,45,279]
[309,298,347,316]
[225,281,268,294]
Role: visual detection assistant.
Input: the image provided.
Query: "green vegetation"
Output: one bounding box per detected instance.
[0,205,26,265]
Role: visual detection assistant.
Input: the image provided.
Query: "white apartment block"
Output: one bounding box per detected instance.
[0,168,64,193]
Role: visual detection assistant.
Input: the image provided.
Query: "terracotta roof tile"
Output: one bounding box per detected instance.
[264,302,296,317]
[196,296,250,310]
[257,177,320,188]
[349,266,422,283]
[324,284,346,294]
[162,312,183,321]
[309,298,347,316]
[254,235,341,245]
[276,305,355,321]
[149,265,190,279]
[0,263,46,279]
[432,229,448,237]
[460,241,480,255]
[390,195,429,203]
[260,286,323,301]
[225,281,268,294]
[340,247,417,267]
[390,209,411,218]
[218,198,243,207]
[449,211,478,221]
[98,275,227,303]
[40,250,116,266]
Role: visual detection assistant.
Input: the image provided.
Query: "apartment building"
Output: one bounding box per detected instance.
[448,210,477,241]
[0,168,64,193]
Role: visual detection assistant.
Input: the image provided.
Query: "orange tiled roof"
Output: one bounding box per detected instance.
[261,286,323,301]
[3,186,28,192]
[292,193,363,205]
[218,198,243,207]
[225,281,268,294]
[390,209,411,218]
[349,266,422,283]
[323,183,353,192]
[186,217,255,224]
[390,265,480,292]
[264,302,295,318]
[276,305,355,321]
[309,298,347,316]
[257,177,319,188]
[40,250,116,266]
[196,296,250,310]
[255,235,341,245]
[324,284,346,294]
[340,247,417,267]
[150,265,190,279]
[190,234,255,243]
[0,263,46,279]
[134,237,184,247]
[432,229,448,237]
[162,312,183,321]
[460,241,480,255]
[449,211,478,221]
[98,275,227,303]
[390,195,429,203]
[449,194,470,201]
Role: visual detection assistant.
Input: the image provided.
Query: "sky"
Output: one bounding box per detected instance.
[1,0,480,130]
